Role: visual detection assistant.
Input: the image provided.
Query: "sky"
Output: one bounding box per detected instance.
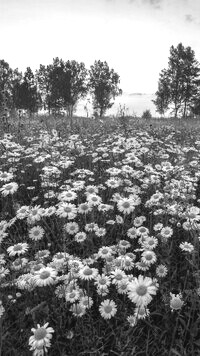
[0,0,200,94]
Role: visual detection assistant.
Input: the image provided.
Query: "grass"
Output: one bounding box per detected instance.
[1,113,200,355]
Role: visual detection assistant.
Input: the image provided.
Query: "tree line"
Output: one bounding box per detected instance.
[1,43,200,119]
[0,58,122,118]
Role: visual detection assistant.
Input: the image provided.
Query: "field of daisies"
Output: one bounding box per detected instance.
[1,116,200,355]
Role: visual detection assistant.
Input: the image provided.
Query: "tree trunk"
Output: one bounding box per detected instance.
[183,101,187,119]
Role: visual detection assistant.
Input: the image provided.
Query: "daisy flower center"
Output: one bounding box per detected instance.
[33,230,40,236]
[145,254,153,261]
[115,274,123,280]
[34,328,47,340]
[122,202,131,208]
[102,248,109,254]
[104,305,112,313]
[136,285,148,296]
[14,245,22,251]
[32,210,38,215]
[5,185,12,190]
[64,207,72,213]
[40,271,51,279]
[83,268,93,276]
[81,204,88,210]
[99,278,107,285]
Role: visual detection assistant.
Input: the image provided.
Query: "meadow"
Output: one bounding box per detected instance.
[1,114,200,356]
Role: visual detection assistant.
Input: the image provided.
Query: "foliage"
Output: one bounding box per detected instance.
[141,109,152,119]
[13,67,40,113]
[36,58,88,116]
[0,59,13,112]
[89,60,122,117]
[154,43,200,118]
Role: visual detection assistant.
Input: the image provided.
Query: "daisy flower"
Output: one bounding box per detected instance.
[134,306,150,319]
[98,246,113,259]
[133,216,145,227]
[16,205,30,219]
[85,185,99,195]
[135,261,150,271]
[170,293,184,311]
[64,222,79,235]
[179,242,194,253]
[11,257,28,271]
[58,190,77,202]
[43,206,56,217]
[0,171,14,182]
[160,226,173,240]
[94,274,111,290]
[127,315,137,327]
[122,256,135,271]
[99,299,117,319]
[0,301,5,318]
[0,266,9,279]
[56,203,77,219]
[106,167,121,175]
[118,240,131,250]
[0,182,18,196]
[86,194,102,206]
[33,267,57,287]
[35,250,50,260]
[79,266,98,281]
[85,223,99,232]
[7,243,29,257]
[111,268,127,285]
[30,263,45,274]
[117,279,129,294]
[127,227,138,239]
[78,202,92,214]
[75,231,87,243]
[117,198,135,214]
[29,226,45,241]
[136,226,149,236]
[98,203,113,212]
[105,177,122,188]
[29,322,54,352]
[141,250,157,265]
[141,236,158,250]
[79,296,94,309]
[95,227,106,237]
[65,290,80,303]
[52,251,66,262]
[127,275,158,307]
[156,264,168,278]
[115,215,124,224]
[153,223,163,231]
[28,206,44,223]
[70,303,86,317]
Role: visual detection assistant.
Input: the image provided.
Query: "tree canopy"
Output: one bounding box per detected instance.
[153,43,200,118]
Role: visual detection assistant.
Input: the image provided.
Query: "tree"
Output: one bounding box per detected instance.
[14,67,39,114]
[0,60,13,113]
[35,64,52,112]
[89,60,122,117]
[154,43,200,118]
[152,69,171,117]
[41,58,88,116]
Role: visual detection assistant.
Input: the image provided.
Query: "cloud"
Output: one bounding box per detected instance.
[128,0,162,8]
[185,14,194,23]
